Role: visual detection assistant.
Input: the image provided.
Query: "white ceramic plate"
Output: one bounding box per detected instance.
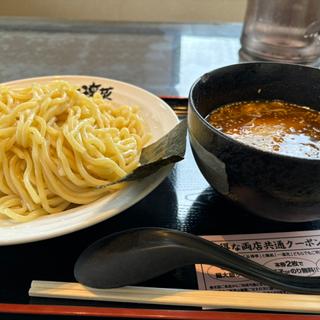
[0,75,179,245]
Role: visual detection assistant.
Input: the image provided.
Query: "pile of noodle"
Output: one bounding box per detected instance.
[0,80,149,222]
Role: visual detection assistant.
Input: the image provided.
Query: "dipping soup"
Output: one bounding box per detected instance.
[207,100,320,159]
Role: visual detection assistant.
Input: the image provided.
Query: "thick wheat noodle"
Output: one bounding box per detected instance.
[0,80,150,222]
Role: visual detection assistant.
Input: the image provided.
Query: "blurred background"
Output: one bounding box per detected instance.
[0,0,246,23]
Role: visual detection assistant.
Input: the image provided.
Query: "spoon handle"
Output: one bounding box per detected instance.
[197,236,320,294]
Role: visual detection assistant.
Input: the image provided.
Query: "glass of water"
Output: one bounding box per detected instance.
[240,0,320,65]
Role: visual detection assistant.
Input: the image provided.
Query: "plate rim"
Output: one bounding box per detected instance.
[3,74,177,118]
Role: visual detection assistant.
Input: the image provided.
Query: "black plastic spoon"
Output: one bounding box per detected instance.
[74,227,320,294]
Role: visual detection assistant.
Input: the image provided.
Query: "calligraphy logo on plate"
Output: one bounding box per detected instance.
[79,82,114,100]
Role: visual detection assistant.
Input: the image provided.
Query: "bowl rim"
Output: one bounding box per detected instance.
[188,62,320,163]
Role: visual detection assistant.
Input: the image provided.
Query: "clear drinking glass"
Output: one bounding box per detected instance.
[240,0,320,65]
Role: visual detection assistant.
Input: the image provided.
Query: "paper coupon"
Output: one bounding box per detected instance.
[196,230,320,293]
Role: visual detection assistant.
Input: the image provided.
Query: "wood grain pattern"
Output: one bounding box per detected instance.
[0,303,319,319]
[29,281,320,314]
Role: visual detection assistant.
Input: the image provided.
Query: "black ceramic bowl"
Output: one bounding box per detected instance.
[188,62,320,222]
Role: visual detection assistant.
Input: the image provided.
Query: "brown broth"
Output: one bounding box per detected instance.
[207,100,320,159]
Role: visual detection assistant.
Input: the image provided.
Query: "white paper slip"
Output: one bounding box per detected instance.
[196,229,320,293]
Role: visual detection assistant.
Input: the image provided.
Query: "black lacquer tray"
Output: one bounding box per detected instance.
[0,98,319,320]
